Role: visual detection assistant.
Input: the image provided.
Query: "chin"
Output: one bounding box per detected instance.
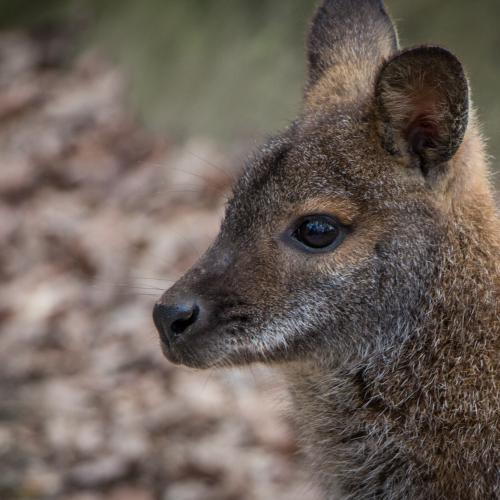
[160,341,212,368]
[159,333,234,369]
[160,333,276,369]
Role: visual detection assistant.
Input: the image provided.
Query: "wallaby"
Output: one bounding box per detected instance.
[153,1,500,498]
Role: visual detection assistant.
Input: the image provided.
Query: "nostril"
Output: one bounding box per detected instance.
[153,301,201,345]
[171,304,200,335]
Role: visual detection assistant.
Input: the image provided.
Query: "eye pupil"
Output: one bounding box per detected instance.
[295,216,339,249]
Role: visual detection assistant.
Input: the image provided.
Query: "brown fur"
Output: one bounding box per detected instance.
[154,1,500,498]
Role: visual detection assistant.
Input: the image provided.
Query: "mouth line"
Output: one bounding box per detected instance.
[159,324,253,368]
[160,339,222,368]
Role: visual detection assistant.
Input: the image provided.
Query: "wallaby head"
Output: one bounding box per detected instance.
[154,0,495,369]
[153,2,499,496]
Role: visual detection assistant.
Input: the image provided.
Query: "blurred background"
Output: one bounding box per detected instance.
[0,1,498,499]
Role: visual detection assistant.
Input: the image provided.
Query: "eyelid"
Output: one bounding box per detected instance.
[282,214,347,254]
[290,213,342,233]
[290,197,359,226]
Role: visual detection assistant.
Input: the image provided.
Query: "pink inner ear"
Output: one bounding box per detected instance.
[407,114,440,145]
[378,47,468,166]
[406,118,441,160]
[405,89,443,153]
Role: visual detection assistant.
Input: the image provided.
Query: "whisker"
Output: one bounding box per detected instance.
[248,364,258,386]
[168,227,204,258]
[150,188,206,195]
[201,369,216,393]
[186,150,236,182]
[129,276,177,282]
[170,167,228,188]
[139,153,236,185]
[143,160,229,193]
[90,283,165,291]
[127,293,159,297]
[91,289,160,298]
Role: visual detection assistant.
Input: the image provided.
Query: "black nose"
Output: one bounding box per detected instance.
[153,301,200,345]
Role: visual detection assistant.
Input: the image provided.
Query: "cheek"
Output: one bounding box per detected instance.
[275,221,382,282]
[322,233,376,273]
[221,220,383,311]
[226,251,287,306]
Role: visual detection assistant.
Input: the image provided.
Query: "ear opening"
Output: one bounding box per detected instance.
[375,46,469,175]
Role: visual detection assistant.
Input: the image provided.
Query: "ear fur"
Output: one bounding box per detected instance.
[375,46,469,175]
[307,0,398,89]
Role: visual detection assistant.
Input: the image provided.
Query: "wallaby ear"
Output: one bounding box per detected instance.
[307,0,398,89]
[375,46,469,175]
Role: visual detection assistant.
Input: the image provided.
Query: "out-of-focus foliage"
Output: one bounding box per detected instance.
[1,0,499,157]
[0,3,497,498]
[0,28,315,498]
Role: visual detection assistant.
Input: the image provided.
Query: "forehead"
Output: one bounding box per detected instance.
[225,113,392,229]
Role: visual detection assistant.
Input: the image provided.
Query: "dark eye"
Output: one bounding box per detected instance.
[293,215,341,250]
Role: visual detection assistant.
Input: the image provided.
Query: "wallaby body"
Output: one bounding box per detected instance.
[153,1,500,498]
